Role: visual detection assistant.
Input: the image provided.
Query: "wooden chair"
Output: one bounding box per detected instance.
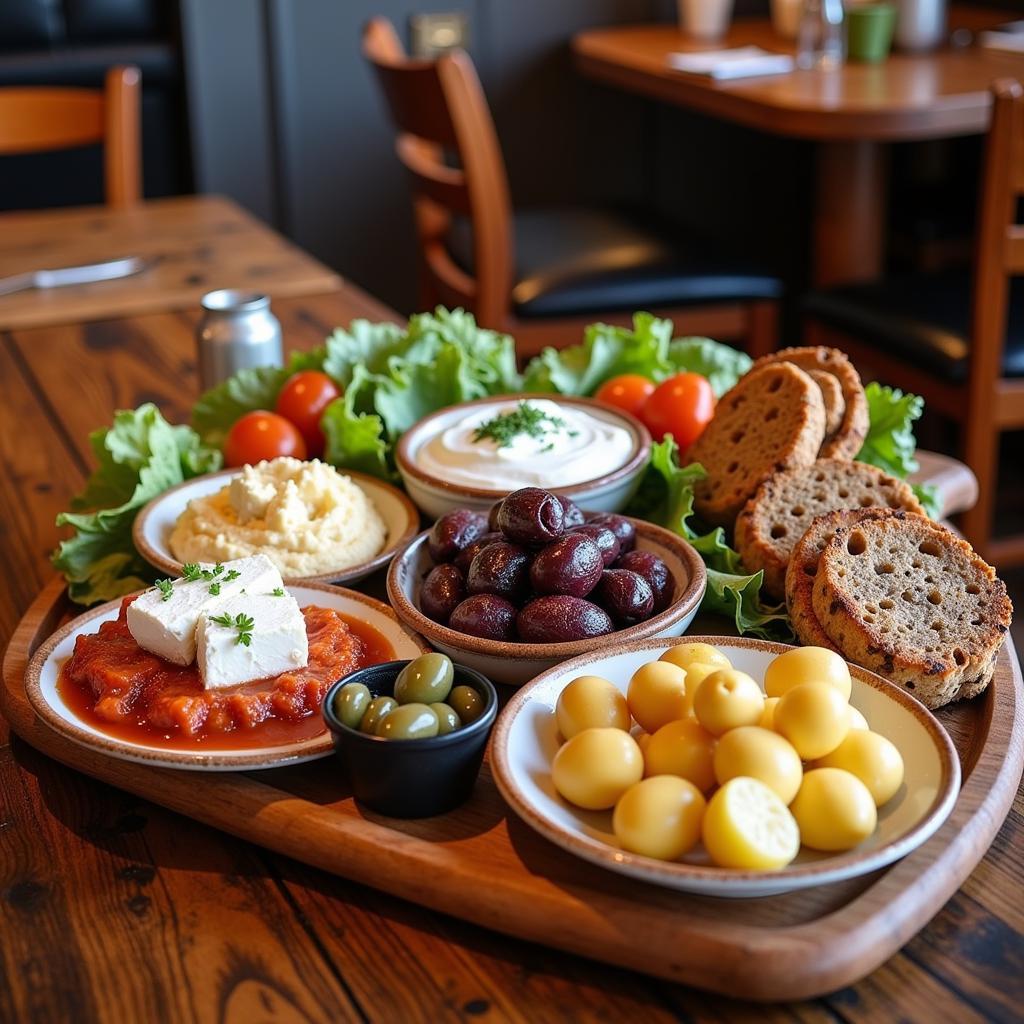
[804,79,1024,567]
[0,65,142,208]
[362,18,779,359]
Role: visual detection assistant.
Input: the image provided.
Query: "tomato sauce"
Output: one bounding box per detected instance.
[58,599,394,751]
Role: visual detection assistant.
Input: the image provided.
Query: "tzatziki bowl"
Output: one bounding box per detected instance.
[395,395,652,519]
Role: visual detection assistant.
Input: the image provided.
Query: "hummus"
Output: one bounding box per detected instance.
[170,458,387,578]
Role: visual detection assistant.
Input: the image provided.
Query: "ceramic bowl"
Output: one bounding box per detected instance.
[322,660,497,818]
[491,635,961,898]
[133,466,420,586]
[395,394,652,519]
[386,518,707,686]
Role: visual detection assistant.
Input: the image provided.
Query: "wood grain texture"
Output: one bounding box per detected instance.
[0,196,341,331]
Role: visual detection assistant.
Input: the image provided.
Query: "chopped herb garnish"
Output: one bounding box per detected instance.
[154,578,174,602]
[182,562,230,584]
[472,401,577,449]
[181,562,203,582]
[209,611,255,646]
[211,563,225,576]
[271,587,285,597]
[224,569,241,582]
[209,582,221,595]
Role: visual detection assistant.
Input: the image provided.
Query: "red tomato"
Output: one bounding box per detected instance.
[594,374,656,418]
[224,411,307,467]
[640,373,716,452]
[274,370,341,457]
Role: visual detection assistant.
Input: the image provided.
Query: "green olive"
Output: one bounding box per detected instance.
[360,696,398,734]
[448,684,484,725]
[376,703,440,741]
[394,653,455,706]
[430,702,462,735]
[334,682,371,729]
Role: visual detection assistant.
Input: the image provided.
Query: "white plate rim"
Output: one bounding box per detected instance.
[25,582,429,771]
[490,634,961,896]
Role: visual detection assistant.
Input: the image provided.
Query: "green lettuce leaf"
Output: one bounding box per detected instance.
[857,382,923,478]
[191,365,293,449]
[53,404,222,605]
[912,482,942,519]
[627,438,791,639]
[321,389,392,480]
[667,337,752,398]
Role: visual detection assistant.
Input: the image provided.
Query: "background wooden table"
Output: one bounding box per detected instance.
[1,284,1021,1021]
[573,7,1019,286]
[0,195,341,330]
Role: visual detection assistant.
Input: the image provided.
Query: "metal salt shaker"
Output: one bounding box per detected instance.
[895,0,948,52]
[196,289,283,390]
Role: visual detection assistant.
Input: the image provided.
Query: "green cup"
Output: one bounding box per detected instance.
[846,3,897,63]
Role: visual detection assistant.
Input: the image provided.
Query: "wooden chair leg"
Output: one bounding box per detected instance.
[746,300,778,359]
[960,409,999,560]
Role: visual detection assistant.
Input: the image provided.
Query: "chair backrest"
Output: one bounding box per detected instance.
[971,79,1024,393]
[0,65,142,208]
[362,18,513,328]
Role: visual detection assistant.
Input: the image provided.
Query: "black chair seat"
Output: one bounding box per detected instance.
[448,207,780,320]
[803,270,1024,382]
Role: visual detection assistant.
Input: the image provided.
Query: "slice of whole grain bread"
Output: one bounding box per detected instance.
[809,369,845,436]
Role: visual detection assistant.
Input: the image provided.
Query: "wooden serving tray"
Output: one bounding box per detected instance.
[4,577,1022,1001]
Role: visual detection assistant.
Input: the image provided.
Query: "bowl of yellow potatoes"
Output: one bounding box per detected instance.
[490,636,960,897]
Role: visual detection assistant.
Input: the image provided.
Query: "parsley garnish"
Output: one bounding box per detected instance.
[181,562,203,582]
[209,582,221,596]
[209,611,255,646]
[154,578,174,602]
[271,587,285,597]
[183,562,230,584]
[224,569,241,582]
[472,401,577,449]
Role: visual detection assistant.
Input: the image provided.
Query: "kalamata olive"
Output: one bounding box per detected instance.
[454,531,503,573]
[394,652,454,705]
[517,595,615,643]
[529,534,604,597]
[376,703,440,740]
[449,685,485,724]
[556,495,586,529]
[420,564,466,624]
[449,594,518,641]
[616,550,674,611]
[497,487,564,545]
[430,702,462,734]
[570,524,620,567]
[333,682,371,729]
[360,696,397,734]
[594,569,655,625]
[587,513,636,554]
[466,541,531,600]
[487,500,504,532]
[428,509,489,563]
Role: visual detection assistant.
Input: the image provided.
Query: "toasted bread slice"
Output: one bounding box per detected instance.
[689,362,826,528]
[754,347,868,460]
[785,508,899,653]
[809,370,845,436]
[811,514,1012,709]
[735,459,925,599]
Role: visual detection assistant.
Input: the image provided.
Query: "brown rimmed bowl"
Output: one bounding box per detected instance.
[133,466,420,587]
[386,517,707,686]
[490,635,961,898]
[395,393,652,519]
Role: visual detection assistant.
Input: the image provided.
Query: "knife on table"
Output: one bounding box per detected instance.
[0,256,148,297]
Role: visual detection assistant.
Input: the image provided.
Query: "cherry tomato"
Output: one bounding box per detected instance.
[274,370,341,457]
[594,374,656,419]
[640,372,716,451]
[224,410,307,467]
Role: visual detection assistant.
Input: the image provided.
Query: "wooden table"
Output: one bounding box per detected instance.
[573,7,1021,286]
[0,195,341,330]
[1,285,1021,1021]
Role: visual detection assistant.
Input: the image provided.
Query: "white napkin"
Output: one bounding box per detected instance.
[668,46,795,80]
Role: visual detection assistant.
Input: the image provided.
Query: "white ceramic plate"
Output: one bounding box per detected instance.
[25,583,428,771]
[491,636,960,898]
[133,467,420,586]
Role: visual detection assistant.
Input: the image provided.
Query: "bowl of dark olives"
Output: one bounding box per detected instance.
[386,488,707,686]
[323,652,497,818]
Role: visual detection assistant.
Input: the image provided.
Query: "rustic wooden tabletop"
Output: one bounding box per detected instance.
[1,285,1021,1023]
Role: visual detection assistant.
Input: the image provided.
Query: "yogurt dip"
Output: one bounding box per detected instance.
[414,399,635,491]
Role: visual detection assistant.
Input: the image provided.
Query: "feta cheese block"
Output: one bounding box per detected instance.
[126,554,283,665]
[196,591,309,690]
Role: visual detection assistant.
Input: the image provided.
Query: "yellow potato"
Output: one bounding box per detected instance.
[613,776,706,861]
[713,726,803,804]
[758,696,780,731]
[814,730,904,806]
[693,669,765,737]
[790,768,877,851]
[551,728,643,810]
[659,643,731,673]
[774,682,850,760]
[632,727,652,755]
[764,646,852,701]
[679,662,721,718]
[556,674,630,740]
[702,777,800,870]
[627,661,689,734]
[643,718,717,792]
[847,705,869,731]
